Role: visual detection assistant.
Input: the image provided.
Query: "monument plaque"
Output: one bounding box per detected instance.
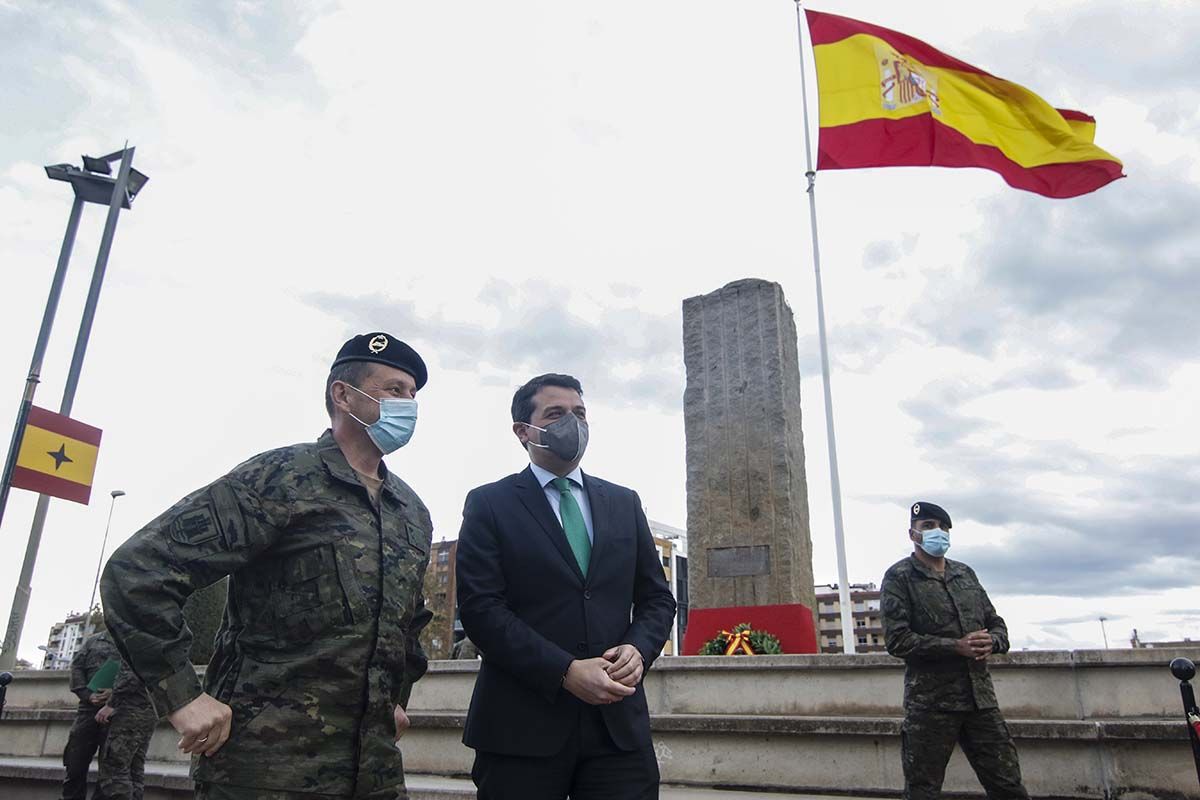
[707,545,771,578]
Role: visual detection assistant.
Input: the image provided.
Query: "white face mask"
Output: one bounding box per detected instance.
[345,384,418,454]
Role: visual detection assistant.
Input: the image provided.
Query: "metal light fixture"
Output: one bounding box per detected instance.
[81,155,112,175]
[44,152,149,209]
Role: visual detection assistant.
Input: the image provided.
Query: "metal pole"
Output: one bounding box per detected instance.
[1099,617,1109,649]
[87,491,124,615]
[1169,658,1200,788]
[62,147,133,412]
[793,1,854,653]
[0,196,85,532]
[0,149,134,671]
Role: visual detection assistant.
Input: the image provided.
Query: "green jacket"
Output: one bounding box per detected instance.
[881,555,1010,712]
[101,431,433,796]
[69,631,119,709]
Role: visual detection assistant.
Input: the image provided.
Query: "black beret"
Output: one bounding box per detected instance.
[910,501,952,529]
[332,332,427,390]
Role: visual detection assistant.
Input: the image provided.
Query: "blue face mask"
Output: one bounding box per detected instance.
[915,528,950,558]
[346,384,418,454]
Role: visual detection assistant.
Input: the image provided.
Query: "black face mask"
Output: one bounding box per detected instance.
[523,414,589,463]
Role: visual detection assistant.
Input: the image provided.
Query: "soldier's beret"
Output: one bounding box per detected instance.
[910,501,952,529]
[332,332,428,390]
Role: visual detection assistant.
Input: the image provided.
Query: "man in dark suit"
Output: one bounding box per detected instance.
[456,373,677,800]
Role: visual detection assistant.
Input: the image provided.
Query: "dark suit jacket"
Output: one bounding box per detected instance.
[455,466,677,756]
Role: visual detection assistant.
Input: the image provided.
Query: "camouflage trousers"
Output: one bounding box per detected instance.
[97,705,157,800]
[900,707,1029,800]
[62,706,108,800]
[194,781,408,799]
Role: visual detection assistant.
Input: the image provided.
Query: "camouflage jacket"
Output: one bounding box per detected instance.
[109,659,154,714]
[101,430,434,797]
[881,555,1010,712]
[69,631,119,708]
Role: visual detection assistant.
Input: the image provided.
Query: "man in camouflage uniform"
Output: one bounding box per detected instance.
[881,501,1029,800]
[62,628,119,800]
[101,332,435,799]
[96,658,157,800]
[451,635,479,660]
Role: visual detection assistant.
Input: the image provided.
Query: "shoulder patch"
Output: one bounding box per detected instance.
[170,506,220,545]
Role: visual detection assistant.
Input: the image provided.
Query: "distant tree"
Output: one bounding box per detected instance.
[419,566,451,660]
[15,658,32,669]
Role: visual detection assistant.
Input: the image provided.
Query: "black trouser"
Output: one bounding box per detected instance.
[61,706,107,800]
[901,707,1029,800]
[471,706,659,800]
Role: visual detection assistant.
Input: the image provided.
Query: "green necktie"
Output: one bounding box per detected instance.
[552,477,591,576]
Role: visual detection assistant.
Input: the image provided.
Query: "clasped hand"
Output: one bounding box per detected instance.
[563,644,643,705]
[955,630,994,661]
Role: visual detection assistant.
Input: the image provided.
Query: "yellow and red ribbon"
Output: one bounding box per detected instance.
[720,629,756,656]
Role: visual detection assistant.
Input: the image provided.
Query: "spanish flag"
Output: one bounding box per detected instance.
[807,9,1124,198]
[12,406,103,505]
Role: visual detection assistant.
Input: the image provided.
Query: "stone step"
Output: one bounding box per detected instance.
[0,757,869,800]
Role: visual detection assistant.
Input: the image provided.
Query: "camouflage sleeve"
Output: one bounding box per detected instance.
[881,571,960,660]
[109,660,137,708]
[398,589,434,708]
[976,573,1010,654]
[69,638,93,703]
[100,471,291,717]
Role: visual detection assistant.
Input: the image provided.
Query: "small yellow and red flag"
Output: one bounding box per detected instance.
[806,9,1124,198]
[12,406,103,505]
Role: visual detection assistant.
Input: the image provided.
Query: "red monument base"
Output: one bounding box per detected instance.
[681,603,818,655]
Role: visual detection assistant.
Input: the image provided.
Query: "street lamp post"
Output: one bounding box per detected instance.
[1099,616,1110,649]
[35,644,68,670]
[87,490,126,618]
[0,147,148,671]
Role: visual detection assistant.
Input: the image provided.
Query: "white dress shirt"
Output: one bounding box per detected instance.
[528,461,595,544]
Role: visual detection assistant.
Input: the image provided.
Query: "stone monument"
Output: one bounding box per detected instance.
[681,279,816,648]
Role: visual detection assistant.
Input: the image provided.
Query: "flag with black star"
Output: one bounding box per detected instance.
[12,406,103,504]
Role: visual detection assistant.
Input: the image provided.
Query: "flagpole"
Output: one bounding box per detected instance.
[0,197,85,534]
[793,1,855,654]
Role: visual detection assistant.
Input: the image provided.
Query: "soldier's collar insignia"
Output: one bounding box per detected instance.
[368,334,389,354]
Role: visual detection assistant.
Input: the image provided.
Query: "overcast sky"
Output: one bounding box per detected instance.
[1,0,1196,663]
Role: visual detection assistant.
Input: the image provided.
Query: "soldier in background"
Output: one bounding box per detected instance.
[95,658,157,800]
[62,627,118,800]
[101,332,435,800]
[451,635,479,660]
[881,501,1029,800]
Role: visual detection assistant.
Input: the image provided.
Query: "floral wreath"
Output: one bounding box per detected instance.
[699,622,783,656]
